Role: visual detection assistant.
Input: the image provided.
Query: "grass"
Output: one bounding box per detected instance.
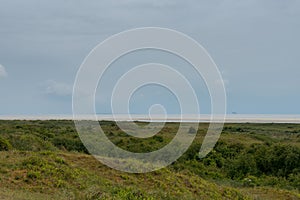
[0,151,247,199]
[0,120,300,199]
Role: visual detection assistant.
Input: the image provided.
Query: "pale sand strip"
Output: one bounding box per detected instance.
[0,114,300,123]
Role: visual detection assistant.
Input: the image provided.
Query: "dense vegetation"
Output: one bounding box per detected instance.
[0,120,300,199]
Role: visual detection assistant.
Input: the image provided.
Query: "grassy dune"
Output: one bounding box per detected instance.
[0,120,300,199]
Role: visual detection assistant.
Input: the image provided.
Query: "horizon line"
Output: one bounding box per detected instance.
[0,114,300,124]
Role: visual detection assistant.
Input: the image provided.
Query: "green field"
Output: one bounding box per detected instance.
[0,120,300,199]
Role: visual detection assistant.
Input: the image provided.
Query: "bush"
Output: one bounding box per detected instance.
[288,173,300,188]
[11,135,55,151]
[21,153,83,188]
[188,127,197,134]
[51,137,87,153]
[241,176,259,187]
[153,135,164,143]
[0,137,12,151]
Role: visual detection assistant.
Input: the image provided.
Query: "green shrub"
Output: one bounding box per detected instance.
[241,176,259,187]
[188,127,197,134]
[0,137,12,151]
[153,135,164,143]
[26,171,41,180]
[20,153,83,188]
[287,173,300,189]
[11,135,55,151]
[51,137,87,153]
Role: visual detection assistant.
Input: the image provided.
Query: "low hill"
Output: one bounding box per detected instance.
[0,120,299,199]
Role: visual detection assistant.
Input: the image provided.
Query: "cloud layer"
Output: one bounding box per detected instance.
[0,1,299,114]
[0,64,7,77]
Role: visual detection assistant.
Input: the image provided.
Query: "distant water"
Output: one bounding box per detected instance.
[0,114,300,123]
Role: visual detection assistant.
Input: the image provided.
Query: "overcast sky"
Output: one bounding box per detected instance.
[0,0,299,115]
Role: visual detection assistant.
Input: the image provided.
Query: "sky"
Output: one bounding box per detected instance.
[0,0,300,115]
